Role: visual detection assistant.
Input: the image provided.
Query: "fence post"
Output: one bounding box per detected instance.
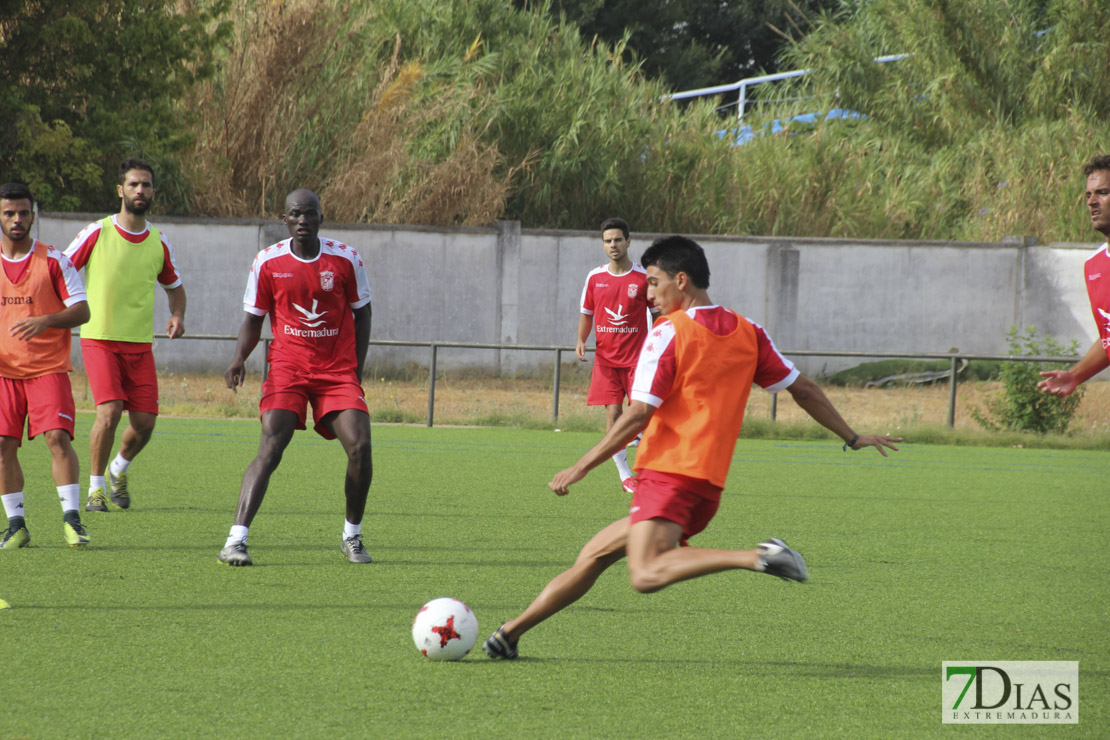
[496,220,522,376]
[426,344,437,427]
[553,349,562,423]
[947,354,958,428]
[770,392,777,421]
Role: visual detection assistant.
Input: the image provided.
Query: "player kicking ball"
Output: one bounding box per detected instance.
[485,235,900,659]
[218,189,374,566]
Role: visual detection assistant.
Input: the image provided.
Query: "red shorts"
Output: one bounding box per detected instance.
[587,363,635,406]
[81,339,159,414]
[629,469,723,545]
[261,364,369,439]
[0,373,77,444]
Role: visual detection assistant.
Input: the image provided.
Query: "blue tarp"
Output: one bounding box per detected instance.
[718,109,863,145]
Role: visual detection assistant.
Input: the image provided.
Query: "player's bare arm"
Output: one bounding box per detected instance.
[353,302,371,380]
[550,401,655,495]
[225,313,265,391]
[785,374,902,456]
[165,284,186,338]
[575,313,591,361]
[9,300,90,340]
[1037,338,1108,398]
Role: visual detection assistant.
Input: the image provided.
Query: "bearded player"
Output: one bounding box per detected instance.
[64,158,187,513]
[0,183,91,549]
[1038,154,1110,396]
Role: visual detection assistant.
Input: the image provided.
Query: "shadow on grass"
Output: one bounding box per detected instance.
[437,658,939,675]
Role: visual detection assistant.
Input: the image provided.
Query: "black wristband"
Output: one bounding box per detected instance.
[843,434,859,451]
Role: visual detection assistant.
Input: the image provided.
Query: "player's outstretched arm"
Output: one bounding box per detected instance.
[225,313,265,391]
[1037,370,1081,398]
[785,374,901,456]
[550,401,655,495]
[1037,339,1108,398]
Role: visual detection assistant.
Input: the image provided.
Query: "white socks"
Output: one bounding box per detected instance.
[3,487,81,521]
[612,448,633,480]
[2,492,25,520]
[57,484,80,513]
[225,523,363,547]
[90,454,131,494]
[109,453,131,478]
[225,524,249,548]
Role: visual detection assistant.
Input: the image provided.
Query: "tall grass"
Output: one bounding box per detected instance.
[181,0,1110,242]
[186,0,520,224]
[753,0,1110,242]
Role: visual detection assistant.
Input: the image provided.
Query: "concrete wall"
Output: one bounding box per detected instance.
[35,212,1100,376]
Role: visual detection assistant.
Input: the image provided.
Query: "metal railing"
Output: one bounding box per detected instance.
[765,350,1079,429]
[366,341,1080,428]
[665,54,908,121]
[138,334,1079,428]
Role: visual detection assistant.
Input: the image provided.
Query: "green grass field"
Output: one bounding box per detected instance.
[3,416,1106,738]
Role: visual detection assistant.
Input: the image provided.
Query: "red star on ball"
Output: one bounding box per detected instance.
[432,616,461,647]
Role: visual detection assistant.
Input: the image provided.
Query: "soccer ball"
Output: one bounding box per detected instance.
[412,598,478,661]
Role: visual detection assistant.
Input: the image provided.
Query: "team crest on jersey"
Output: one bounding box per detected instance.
[627,284,639,299]
[319,270,335,291]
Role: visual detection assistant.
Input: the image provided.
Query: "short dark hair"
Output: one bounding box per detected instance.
[119,157,155,184]
[1082,155,1110,177]
[600,217,629,239]
[641,235,710,289]
[0,182,34,207]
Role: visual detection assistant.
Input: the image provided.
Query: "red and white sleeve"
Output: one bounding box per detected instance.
[630,318,677,408]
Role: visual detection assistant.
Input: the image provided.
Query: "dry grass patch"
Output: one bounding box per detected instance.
[68,369,1110,447]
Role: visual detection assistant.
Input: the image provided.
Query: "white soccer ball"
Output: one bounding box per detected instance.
[412,597,478,661]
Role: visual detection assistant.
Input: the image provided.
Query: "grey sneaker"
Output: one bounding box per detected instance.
[85,487,108,512]
[483,625,519,660]
[218,541,252,566]
[758,538,808,582]
[341,535,373,563]
[108,470,130,510]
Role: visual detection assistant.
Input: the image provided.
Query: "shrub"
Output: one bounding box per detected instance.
[971,326,1083,434]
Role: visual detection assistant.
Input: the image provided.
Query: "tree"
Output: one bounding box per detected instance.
[518,0,840,92]
[0,0,229,212]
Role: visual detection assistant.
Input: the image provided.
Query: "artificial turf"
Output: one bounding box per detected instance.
[3,418,1105,738]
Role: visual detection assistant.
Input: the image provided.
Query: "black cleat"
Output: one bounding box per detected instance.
[483,625,519,660]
